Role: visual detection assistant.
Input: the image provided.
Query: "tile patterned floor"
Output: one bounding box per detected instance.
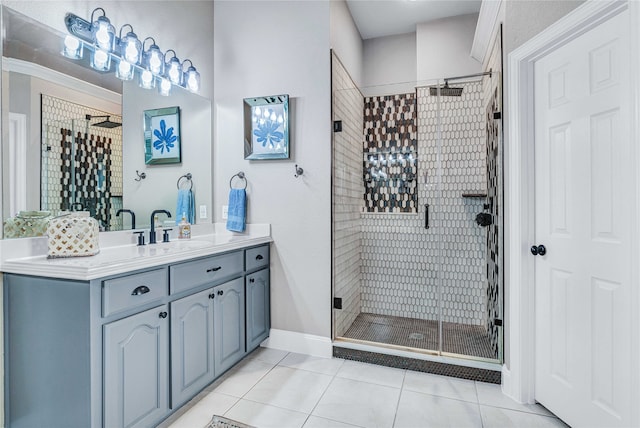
[342,313,496,359]
[159,347,568,428]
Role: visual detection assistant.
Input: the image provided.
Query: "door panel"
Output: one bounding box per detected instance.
[534,9,632,427]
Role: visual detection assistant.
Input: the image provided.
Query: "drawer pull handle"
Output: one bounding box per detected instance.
[131,285,150,296]
[208,293,215,299]
[159,311,168,319]
[256,254,264,260]
[217,290,224,296]
[249,278,255,283]
[206,266,222,273]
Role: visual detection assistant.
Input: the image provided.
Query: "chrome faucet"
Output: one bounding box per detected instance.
[116,209,136,229]
[149,210,171,244]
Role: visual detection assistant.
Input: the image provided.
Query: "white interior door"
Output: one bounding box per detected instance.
[534,8,633,427]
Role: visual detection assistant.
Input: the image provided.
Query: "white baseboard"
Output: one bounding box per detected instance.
[262,329,333,358]
[501,365,516,400]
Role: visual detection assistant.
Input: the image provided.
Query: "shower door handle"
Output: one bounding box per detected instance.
[424,204,429,229]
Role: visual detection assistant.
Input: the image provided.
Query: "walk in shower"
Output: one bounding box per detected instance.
[331,51,503,373]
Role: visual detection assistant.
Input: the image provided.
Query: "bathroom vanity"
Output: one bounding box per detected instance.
[2,228,271,428]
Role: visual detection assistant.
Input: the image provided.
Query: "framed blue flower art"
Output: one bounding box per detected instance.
[144,106,181,164]
[243,94,289,160]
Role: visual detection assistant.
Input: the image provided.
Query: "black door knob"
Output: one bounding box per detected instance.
[530,245,547,256]
[217,290,224,296]
[159,311,168,319]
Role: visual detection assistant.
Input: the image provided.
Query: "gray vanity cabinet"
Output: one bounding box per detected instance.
[4,243,270,428]
[246,268,271,351]
[104,304,170,428]
[170,288,216,408]
[214,277,246,374]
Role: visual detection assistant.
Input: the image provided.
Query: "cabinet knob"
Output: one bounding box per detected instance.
[131,285,150,296]
[249,278,255,283]
[256,254,264,260]
[208,293,215,299]
[159,311,168,319]
[206,266,222,273]
[217,290,224,296]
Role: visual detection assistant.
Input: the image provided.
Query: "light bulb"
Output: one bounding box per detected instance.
[263,109,270,118]
[255,107,262,116]
[124,43,139,63]
[63,36,82,59]
[277,115,283,124]
[140,69,154,89]
[159,78,171,96]
[116,60,133,80]
[270,112,277,121]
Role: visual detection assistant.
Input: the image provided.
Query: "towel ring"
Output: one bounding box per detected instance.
[230,171,247,190]
[177,173,193,190]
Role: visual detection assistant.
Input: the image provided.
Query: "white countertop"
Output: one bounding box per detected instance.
[0,223,271,281]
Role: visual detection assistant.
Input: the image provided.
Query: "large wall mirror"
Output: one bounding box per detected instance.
[1,5,212,239]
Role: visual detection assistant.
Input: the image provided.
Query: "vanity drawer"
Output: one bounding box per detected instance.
[245,245,269,272]
[170,251,243,295]
[102,268,168,317]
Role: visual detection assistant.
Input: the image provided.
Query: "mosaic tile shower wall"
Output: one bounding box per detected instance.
[332,52,364,337]
[484,28,503,358]
[363,94,418,213]
[361,81,487,327]
[41,95,123,230]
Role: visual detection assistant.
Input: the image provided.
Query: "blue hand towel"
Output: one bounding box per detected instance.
[226,189,246,233]
[176,189,195,225]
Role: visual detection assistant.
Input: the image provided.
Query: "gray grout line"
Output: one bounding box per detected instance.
[391,369,407,428]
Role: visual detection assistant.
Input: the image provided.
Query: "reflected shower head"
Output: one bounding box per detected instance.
[429,81,463,97]
[85,114,122,128]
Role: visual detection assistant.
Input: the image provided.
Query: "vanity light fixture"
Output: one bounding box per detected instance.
[90,8,115,52]
[143,37,164,76]
[182,59,200,93]
[63,9,201,94]
[164,50,183,86]
[118,24,142,65]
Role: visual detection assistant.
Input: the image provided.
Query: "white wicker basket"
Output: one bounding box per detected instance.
[47,215,100,258]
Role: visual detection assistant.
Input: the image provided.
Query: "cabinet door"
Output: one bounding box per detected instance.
[170,288,215,408]
[246,268,270,351]
[214,277,246,374]
[104,305,169,428]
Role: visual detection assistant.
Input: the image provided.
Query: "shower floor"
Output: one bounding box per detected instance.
[342,313,497,360]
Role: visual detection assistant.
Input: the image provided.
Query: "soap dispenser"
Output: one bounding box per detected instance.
[178,213,191,239]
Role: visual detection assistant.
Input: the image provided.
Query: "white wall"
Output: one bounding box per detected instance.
[214,1,332,338]
[330,0,364,88]
[417,13,482,82]
[362,32,417,96]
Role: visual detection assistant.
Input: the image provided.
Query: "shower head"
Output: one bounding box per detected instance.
[429,81,463,97]
[85,114,122,128]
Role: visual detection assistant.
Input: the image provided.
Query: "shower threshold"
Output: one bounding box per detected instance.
[339,313,500,363]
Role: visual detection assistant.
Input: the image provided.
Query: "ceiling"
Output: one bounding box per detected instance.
[346,0,482,40]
